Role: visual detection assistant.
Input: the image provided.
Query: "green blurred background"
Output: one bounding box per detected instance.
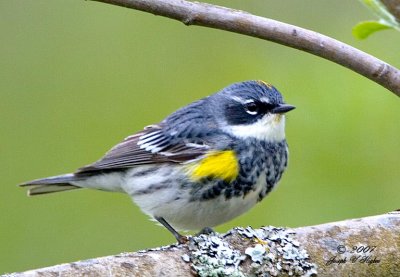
[1,0,399,273]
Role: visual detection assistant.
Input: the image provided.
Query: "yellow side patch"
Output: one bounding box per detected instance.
[189,150,239,183]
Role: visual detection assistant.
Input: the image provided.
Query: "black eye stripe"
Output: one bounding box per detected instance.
[262,102,275,111]
[244,101,275,115]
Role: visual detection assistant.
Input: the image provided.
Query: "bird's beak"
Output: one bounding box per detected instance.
[272,104,296,114]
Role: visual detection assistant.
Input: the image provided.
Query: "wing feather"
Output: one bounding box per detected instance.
[76,124,210,174]
[76,98,231,175]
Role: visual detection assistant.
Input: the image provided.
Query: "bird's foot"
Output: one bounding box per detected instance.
[155,216,189,244]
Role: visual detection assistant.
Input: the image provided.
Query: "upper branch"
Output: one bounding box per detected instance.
[92,0,400,97]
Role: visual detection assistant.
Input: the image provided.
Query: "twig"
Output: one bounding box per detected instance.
[381,0,400,22]
[5,212,400,276]
[90,0,400,97]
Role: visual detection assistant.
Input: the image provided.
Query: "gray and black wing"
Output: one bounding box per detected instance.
[77,98,226,174]
[76,123,213,175]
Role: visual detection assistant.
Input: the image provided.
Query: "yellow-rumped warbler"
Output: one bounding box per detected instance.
[21,80,295,243]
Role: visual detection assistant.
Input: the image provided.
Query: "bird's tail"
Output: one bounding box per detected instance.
[20,173,82,196]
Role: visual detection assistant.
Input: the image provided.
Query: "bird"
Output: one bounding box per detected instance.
[21,80,295,243]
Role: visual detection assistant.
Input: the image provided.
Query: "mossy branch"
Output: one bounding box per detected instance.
[5,212,400,276]
[89,0,400,97]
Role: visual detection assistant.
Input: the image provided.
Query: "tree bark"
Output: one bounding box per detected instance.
[5,212,400,276]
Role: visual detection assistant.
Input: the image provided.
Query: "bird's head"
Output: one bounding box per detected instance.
[211,80,295,142]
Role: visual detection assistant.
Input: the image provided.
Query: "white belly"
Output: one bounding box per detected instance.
[123,166,267,231]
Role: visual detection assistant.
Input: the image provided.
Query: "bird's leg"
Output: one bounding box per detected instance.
[196,227,215,236]
[155,216,188,244]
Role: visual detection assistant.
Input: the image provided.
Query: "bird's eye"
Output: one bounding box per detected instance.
[245,102,259,115]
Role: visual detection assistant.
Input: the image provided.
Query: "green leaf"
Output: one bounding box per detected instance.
[352,20,392,39]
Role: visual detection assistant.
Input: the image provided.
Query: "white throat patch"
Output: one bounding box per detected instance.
[224,114,286,142]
